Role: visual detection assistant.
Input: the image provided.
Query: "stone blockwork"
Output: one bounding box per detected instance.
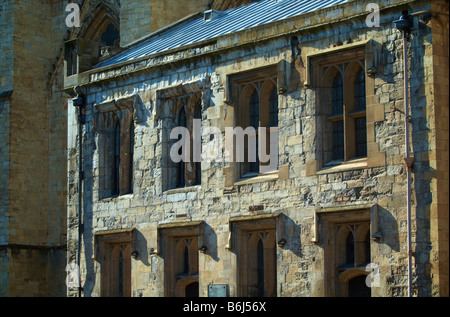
[1,0,69,297]
[65,0,449,297]
[0,0,13,296]
[120,0,211,47]
[0,0,344,297]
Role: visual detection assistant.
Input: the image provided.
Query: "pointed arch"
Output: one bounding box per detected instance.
[79,3,120,46]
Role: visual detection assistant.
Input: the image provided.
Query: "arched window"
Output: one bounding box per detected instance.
[185,282,199,297]
[113,120,121,195]
[354,68,366,112]
[183,244,190,274]
[118,248,124,297]
[332,73,345,161]
[345,230,355,266]
[364,231,371,264]
[249,90,260,173]
[348,275,371,297]
[233,70,278,179]
[257,239,265,297]
[249,90,260,129]
[269,88,278,128]
[332,73,344,116]
[100,23,120,47]
[177,108,186,188]
[193,103,202,186]
[354,68,367,158]
[128,121,134,194]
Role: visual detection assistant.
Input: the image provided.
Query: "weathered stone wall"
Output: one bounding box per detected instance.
[120,0,211,47]
[0,0,14,296]
[67,0,446,297]
[0,0,69,296]
[430,0,449,297]
[0,96,10,296]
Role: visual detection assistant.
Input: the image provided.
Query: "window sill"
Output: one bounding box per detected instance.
[99,193,134,203]
[317,158,367,175]
[234,171,279,186]
[164,185,200,195]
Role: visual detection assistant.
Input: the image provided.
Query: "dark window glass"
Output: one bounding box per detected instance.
[185,282,199,297]
[250,90,259,129]
[269,88,278,128]
[355,117,367,157]
[354,68,366,112]
[346,231,355,266]
[257,239,265,297]
[177,108,186,188]
[183,245,189,274]
[129,121,134,193]
[101,23,120,47]
[348,275,371,297]
[332,73,344,116]
[118,249,124,297]
[68,45,78,76]
[249,91,259,173]
[333,121,344,161]
[364,231,371,264]
[113,121,120,195]
[193,103,201,186]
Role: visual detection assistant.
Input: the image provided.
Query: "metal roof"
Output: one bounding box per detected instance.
[95,0,349,68]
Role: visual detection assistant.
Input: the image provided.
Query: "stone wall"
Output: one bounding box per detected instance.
[0,0,68,296]
[1,0,14,295]
[120,0,211,47]
[66,0,447,297]
[430,0,449,297]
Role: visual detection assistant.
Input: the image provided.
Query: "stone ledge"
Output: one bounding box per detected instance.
[316,158,368,175]
[234,171,279,186]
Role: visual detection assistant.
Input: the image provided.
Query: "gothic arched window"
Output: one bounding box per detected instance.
[269,88,278,128]
[113,120,121,195]
[176,107,186,188]
[332,73,345,161]
[345,230,355,266]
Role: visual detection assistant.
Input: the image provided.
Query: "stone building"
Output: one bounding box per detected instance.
[63,0,448,297]
[1,0,447,297]
[0,0,231,297]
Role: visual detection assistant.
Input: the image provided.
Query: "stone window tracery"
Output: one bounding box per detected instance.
[228,67,280,180]
[95,96,139,199]
[305,41,385,175]
[95,229,135,297]
[227,214,284,297]
[318,208,372,297]
[157,221,204,297]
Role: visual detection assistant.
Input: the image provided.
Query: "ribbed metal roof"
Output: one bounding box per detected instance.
[96,0,349,68]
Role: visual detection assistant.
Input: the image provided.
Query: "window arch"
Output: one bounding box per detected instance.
[113,120,121,196]
[269,87,279,128]
[128,121,134,194]
[183,244,190,274]
[345,230,355,266]
[238,77,279,178]
[80,5,120,46]
[100,23,120,47]
[249,90,260,130]
[319,58,367,166]
[256,238,265,297]
[176,107,187,188]
[354,67,366,112]
[332,72,344,116]
[245,230,276,297]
